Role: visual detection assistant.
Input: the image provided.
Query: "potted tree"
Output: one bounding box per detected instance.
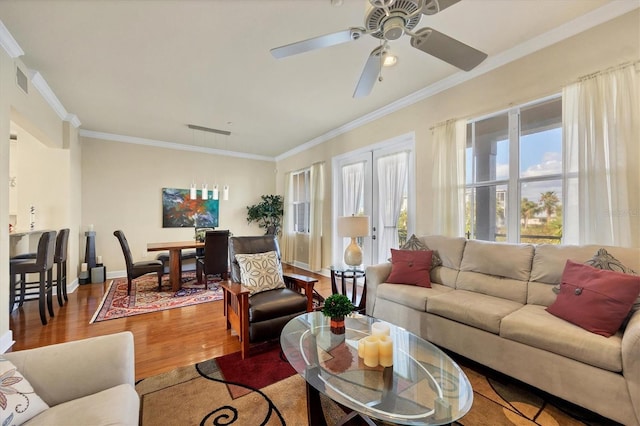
[322,294,355,334]
[246,195,284,235]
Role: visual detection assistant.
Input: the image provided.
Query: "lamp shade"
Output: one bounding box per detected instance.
[337,216,370,238]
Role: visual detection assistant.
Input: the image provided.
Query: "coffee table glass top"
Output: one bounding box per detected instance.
[280,312,473,425]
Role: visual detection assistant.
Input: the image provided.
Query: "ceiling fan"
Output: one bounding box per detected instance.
[270,0,487,98]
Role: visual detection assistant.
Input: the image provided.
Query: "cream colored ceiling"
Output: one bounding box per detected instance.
[0,0,633,159]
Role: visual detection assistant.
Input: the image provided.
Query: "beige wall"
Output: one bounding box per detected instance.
[0,49,80,349]
[80,138,277,275]
[276,10,640,270]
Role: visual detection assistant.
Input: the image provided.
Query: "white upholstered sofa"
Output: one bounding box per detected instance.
[3,332,139,425]
[366,235,640,426]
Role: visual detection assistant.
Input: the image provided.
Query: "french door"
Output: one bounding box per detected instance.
[332,134,415,266]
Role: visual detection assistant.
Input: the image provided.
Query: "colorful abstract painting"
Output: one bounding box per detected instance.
[162,188,219,228]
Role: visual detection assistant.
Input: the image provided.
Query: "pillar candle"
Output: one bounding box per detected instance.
[358,338,366,358]
[97,256,103,264]
[81,263,88,272]
[378,335,393,367]
[363,336,379,367]
[371,322,390,337]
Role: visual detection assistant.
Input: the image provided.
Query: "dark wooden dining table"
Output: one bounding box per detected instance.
[146,240,204,291]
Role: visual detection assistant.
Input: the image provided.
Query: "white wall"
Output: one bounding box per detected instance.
[80,137,277,275]
[275,9,640,269]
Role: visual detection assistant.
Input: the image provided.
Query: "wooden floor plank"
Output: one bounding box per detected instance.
[8,265,335,380]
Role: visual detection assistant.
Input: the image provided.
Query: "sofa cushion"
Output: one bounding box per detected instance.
[427,290,523,334]
[234,251,285,295]
[501,305,623,372]
[400,234,442,268]
[376,283,453,312]
[460,239,534,282]
[24,384,139,426]
[0,358,49,425]
[387,249,432,287]
[420,235,466,270]
[546,261,640,337]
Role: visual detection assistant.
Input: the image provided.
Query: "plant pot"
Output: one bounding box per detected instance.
[330,316,346,335]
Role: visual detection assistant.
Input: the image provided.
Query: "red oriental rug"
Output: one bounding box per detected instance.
[90,271,223,323]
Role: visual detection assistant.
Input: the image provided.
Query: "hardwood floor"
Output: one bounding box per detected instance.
[8,265,334,380]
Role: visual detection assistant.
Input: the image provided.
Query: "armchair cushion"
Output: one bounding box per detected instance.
[249,288,308,323]
[0,358,49,425]
[235,251,285,295]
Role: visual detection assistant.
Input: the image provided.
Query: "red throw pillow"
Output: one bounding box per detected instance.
[546,260,640,337]
[386,249,432,288]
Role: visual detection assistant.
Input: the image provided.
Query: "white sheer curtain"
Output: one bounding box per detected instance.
[563,63,640,247]
[342,162,365,216]
[377,151,408,262]
[309,162,324,271]
[280,172,296,263]
[432,119,466,237]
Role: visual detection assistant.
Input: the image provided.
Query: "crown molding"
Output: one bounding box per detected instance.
[79,129,275,162]
[29,70,81,127]
[66,114,82,128]
[0,20,23,58]
[276,0,639,162]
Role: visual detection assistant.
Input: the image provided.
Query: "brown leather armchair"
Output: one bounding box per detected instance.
[221,235,316,358]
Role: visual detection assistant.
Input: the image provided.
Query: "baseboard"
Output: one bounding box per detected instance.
[287,261,330,278]
[0,330,14,353]
[107,270,126,279]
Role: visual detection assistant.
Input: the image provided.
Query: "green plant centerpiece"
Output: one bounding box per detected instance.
[322,294,355,334]
[246,194,284,235]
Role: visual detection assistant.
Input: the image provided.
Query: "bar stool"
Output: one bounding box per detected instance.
[10,231,56,325]
[11,228,70,307]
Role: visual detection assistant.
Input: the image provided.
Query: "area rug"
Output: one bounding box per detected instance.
[135,346,619,426]
[90,271,223,323]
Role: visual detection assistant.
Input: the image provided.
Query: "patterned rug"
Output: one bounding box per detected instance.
[90,271,223,323]
[135,346,619,426]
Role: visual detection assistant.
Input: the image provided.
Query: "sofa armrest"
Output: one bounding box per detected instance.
[365,263,392,316]
[4,332,135,407]
[622,310,640,425]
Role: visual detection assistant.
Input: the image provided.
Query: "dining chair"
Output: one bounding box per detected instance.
[196,230,230,286]
[113,230,164,294]
[221,235,316,358]
[10,230,56,325]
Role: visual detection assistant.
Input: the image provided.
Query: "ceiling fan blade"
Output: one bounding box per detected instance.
[410,27,487,71]
[270,28,365,59]
[353,46,384,98]
[422,0,461,15]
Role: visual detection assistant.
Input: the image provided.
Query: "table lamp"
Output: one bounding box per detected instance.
[337,215,370,267]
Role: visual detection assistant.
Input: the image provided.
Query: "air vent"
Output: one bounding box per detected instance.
[16,67,28,94]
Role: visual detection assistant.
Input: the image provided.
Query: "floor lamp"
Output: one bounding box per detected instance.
[337,215,370,267]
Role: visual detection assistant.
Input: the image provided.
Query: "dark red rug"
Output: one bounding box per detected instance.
[215,342,296,398]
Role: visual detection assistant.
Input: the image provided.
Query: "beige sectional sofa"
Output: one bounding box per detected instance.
[366,235,640,426]
[4,332,139,425]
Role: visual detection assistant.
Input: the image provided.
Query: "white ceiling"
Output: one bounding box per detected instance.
[0,0,635,159]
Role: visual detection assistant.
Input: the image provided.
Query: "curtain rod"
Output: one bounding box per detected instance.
[430,118,459,131]
[577,60,640,82]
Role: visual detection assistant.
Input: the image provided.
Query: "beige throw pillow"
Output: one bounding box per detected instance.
[235,250,285,295]
[0,358,49,425]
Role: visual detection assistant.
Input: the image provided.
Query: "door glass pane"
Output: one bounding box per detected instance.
[473,114,509,182]
[520,180,563,244]
[466,184,507,242]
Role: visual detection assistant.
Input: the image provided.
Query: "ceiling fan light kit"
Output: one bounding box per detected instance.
[271,0,487,98]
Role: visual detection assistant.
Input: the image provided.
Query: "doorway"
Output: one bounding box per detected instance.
[332,133,415,266]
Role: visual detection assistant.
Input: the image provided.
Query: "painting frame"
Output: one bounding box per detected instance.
[162,188,219,228]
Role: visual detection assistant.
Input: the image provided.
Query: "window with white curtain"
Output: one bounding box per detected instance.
[292,169,310,233]
[466,97,565,244]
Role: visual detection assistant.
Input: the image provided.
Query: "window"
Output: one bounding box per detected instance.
[466,97,564,244]
[292,169,310,233]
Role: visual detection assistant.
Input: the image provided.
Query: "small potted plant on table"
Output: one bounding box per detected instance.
[322,294,355,334]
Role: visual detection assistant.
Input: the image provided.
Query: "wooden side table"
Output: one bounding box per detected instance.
[330,266,366,313]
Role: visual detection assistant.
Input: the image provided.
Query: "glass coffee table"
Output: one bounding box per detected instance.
[280,312,472,425]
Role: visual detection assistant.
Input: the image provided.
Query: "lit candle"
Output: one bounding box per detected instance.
[363,336,379,367]
[358,338,366,358]
[378,335,393,367]
[371,322,390,337]
[81,263,88,272]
